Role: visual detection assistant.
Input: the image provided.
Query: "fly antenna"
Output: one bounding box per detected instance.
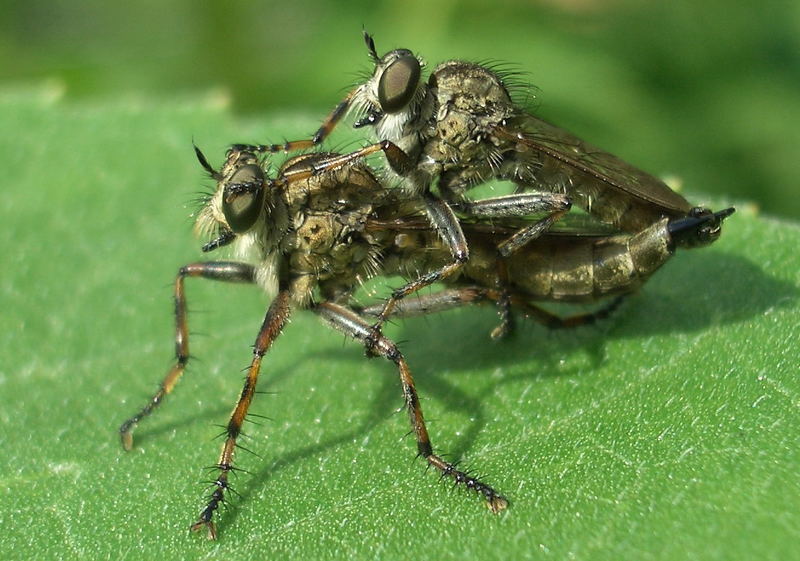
[363,30,379,62]
[194,143,222,180]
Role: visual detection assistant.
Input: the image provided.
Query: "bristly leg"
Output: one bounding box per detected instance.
[315,301,509,513]
[190,289,292,540]
[119,261,256,450]
[367,191,571,348]
[359,286,628,333]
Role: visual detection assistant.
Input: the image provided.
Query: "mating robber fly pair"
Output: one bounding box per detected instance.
[119,32,734,539]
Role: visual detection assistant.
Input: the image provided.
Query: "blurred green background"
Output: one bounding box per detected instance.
[1,0,798,217]
[2,2,799,559]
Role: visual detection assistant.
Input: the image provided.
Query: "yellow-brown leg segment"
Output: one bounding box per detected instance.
[252,140,415,192]
[315,301,508,513]
[119,261,256,451]
[230,139,317,154]
[312,88,357,144]
[230,88,357,154]
[190,289,292,540]
[287,139,415,179]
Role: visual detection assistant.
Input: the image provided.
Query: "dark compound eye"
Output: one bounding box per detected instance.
[378,54,421,114]
[221,164,265,233]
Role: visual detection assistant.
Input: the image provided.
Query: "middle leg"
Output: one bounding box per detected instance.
[359,287,628,331]
[315,301,509,513]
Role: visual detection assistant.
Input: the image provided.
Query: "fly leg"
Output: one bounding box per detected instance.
[359,286,510,338]
[490,259,515,340]
[511,294,628,329]
[368,193,471,349]
[315,301,509,513]
[229,139,317,154]
[243,140,415,188]
[370,192,572,341]
[359,284,513,339]
[359,289,628,333]
[229,134,421,194]
[358,287,495,318]
[454,193,572,257]
[311,88,358,144]
[230,89,358,154]
[190,289,292,540]
[290,139,415,177]
[119,261,256,450]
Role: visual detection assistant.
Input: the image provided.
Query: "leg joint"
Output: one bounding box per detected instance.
[417,441,433,458]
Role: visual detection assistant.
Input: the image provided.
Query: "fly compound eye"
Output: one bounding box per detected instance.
[222,164,265,233]
[378,53,421,114]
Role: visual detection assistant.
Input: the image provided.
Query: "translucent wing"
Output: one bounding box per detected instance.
[492,113,693,232]
[367,208,621,240]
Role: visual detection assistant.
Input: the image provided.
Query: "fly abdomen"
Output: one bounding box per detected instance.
[505,218,674,302]
[592,218,673,296]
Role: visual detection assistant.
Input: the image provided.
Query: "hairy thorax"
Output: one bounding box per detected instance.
[278,155,385,304]
[420,61,516,192]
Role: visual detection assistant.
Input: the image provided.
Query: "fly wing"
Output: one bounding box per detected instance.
[492,113,693,231]
[368,211,621,239]
[541,212,621,237]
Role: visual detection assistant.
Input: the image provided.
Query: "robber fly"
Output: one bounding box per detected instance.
[119,145,733,539]
[234,31,716,339]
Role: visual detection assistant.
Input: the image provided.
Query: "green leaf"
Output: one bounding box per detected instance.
[1,87,798,561]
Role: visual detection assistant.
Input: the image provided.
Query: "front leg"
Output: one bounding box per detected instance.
[119,261,256,450]
[190,289,292,540]
[230,88,359,154]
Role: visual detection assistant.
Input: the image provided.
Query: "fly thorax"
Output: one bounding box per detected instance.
[431,60,514,106]
[294,213,338,254]
[423,62,515,174]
